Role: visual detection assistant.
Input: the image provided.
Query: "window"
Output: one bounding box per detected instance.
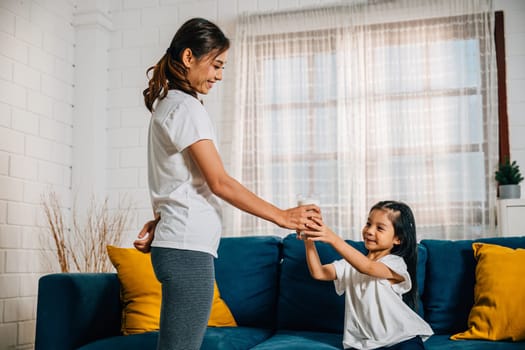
[232,5,498,239]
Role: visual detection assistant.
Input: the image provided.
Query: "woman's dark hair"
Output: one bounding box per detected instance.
[143,18,230,112]
[370,200,419,311]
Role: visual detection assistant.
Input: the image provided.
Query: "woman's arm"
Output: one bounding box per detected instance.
[305,219,403,282]
[189,139,320,230]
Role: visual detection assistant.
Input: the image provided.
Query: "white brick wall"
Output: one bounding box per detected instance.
[0,0,75,349]
[0,0,524,349]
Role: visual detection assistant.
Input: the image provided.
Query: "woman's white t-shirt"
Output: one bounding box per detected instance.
[148,90,222,257]
[333,255,434,349]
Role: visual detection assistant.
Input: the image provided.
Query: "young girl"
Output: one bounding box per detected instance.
[300,200,433,350]
[133,18,320,350]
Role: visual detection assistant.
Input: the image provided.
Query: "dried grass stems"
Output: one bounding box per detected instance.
[41,192,132,273]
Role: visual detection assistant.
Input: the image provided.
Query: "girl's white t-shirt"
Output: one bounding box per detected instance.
[333,254,434,349]
[148,90,222,257]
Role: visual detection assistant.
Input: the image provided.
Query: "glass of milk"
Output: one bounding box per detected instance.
[296,194,320,237]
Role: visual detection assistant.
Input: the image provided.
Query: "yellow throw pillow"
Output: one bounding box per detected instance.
[107,246,237,335]
[451,243,525,341]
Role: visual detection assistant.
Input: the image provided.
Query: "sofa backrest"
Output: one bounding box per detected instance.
[214,235,282,329]
[276,234,350,333]
[276,234,427,333]
[420,236,525,335]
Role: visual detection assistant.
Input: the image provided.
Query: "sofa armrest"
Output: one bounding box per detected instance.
[35,273,121,350]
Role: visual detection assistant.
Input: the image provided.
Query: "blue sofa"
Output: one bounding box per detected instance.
[35,234,525,350]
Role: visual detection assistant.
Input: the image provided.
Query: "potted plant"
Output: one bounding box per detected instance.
[495,158,524,199]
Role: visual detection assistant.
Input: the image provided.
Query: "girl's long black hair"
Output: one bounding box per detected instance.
[370,200,419,311]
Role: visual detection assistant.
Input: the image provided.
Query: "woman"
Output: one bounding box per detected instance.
[134,18,320,350]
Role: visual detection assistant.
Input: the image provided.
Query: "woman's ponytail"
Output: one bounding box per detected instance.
[143,54,170,113]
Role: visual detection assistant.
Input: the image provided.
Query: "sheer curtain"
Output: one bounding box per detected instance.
[227,0,498,240]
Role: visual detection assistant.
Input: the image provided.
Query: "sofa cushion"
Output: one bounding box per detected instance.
[250,330,343,349]
[201,327,274,350]
[214,236,282,329]
[106,246,162,335]
[451,243,525,341]
[420,236,525,335]
[77,331,159,350]
[77,327,273,350]
[424,335,525,350]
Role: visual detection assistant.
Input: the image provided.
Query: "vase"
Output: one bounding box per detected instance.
[499,184,521,199]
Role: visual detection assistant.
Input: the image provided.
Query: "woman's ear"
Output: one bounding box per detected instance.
[181,48,193,68]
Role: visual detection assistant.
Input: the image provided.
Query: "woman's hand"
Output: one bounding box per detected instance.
[133,218,159,253]
[282,204,321,232]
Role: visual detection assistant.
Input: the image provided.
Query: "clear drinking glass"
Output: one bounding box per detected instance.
[296,194,320,237]
[296,194,320,207]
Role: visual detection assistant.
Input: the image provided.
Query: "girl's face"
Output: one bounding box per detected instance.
[185,49,228,95]
[362,209,400,255]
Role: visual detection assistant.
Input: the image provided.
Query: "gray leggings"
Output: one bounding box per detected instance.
[151,247,214,350]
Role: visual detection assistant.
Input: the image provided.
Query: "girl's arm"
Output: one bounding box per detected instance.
[303,239,336,281]
[305,219,403,282]
[189,139,320,230]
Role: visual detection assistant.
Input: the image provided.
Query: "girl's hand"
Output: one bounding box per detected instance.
[302,217,337,245]
[133,218,159,253]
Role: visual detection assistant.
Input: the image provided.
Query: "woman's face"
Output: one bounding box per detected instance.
[185,49,228,95]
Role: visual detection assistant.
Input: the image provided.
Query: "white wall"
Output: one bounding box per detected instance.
[0,0,75,348]
[0,0,523,348]
[497,0,525,196]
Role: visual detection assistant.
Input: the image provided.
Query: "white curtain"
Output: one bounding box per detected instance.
[227,0,498,240]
